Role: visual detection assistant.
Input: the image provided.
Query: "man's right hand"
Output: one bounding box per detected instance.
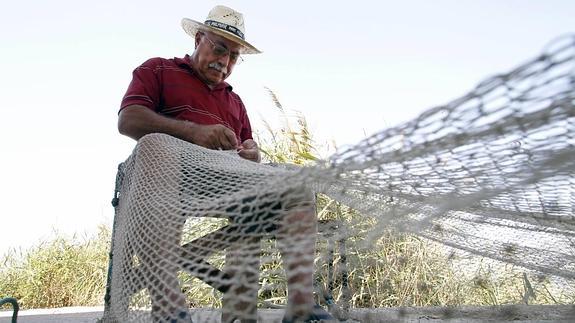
[183,122,238,150]
[119,105,239,150]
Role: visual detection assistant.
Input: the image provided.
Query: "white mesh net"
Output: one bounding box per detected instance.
[102,35,575,322]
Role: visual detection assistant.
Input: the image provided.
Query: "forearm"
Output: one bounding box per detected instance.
[118,105,190,141]
[118,105,240,150]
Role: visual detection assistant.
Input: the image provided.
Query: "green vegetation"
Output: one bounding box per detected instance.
[257,87,319,165]
[1,91,573,309]
[0,225,109,309]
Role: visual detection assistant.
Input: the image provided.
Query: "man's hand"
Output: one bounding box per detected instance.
[238,139,261,162]
[118,106,239,150]
[184,123,238,150]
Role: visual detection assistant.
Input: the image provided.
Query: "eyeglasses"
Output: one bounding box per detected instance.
[203,35,244,65]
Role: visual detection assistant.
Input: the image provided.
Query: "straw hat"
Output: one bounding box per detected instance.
[181,5,261,54]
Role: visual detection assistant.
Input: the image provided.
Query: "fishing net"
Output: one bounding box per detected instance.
[102,35,575,322]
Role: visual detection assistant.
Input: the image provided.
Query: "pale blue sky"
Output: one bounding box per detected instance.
[1,0,573,255]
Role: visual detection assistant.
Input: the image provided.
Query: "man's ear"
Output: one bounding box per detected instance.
[194,32,202,49]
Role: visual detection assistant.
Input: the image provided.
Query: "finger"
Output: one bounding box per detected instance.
[242,139,257,149]
[222,128,238,149]
[209,137,219,150]
[209,132,221,149]
[238,149,256,161]
[217,135,230,150]
[239,147,260,162]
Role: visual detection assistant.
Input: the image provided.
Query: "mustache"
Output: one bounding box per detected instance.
[208,62,228,74]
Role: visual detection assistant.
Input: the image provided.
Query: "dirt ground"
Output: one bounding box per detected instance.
[1,304,574,322]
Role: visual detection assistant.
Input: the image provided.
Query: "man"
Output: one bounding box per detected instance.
[118,7,260,163]
[118,5,333,322]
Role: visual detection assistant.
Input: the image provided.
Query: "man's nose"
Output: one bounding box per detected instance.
[216,53,232,67]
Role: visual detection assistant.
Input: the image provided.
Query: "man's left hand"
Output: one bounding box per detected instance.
[238,139,261,162]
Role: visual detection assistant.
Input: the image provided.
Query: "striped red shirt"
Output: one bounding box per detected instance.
[120,55,253,142]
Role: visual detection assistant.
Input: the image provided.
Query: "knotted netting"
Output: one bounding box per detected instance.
[102,35,575,322]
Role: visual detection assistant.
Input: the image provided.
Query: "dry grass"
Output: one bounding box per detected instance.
[0,225,110,308]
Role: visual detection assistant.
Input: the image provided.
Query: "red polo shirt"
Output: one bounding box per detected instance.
[120,55,253,142]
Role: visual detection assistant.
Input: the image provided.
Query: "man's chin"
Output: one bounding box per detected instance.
[208,78,223,85]
[202,74,222,85]
[207,71,225,84]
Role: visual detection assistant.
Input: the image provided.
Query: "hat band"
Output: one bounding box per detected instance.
[204,20,245,40]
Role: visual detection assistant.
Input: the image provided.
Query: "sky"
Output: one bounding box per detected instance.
[0,0,573,256]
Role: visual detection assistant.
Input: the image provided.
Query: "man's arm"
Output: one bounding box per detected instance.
[118,105,238,150]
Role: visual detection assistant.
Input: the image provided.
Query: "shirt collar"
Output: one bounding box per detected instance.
[175,55,233,91]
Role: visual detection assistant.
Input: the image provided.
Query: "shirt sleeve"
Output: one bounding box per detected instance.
[238,99,253,142]
[119,58,163,113]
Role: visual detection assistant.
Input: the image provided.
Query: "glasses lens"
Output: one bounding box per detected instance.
[205,35,242,65]
[213,44,228,56]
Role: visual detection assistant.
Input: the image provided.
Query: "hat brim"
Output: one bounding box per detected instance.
[181,18,262,55]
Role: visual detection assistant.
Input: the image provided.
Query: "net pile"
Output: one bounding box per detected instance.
[103,36,575,322]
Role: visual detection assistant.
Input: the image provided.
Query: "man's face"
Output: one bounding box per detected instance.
[192,32,242,86]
